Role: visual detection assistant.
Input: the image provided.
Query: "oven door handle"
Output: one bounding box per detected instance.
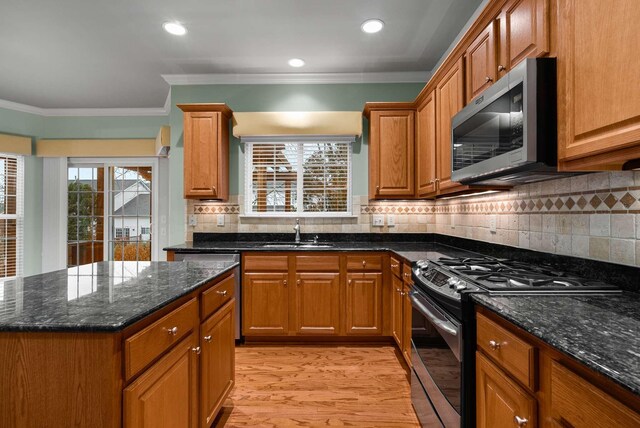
[410,292,458,337]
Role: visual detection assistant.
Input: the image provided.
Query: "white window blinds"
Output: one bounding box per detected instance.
[0,154,23,279]
[244,137,352,216]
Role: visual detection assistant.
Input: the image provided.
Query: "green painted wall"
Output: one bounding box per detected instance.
[169,83,424,245]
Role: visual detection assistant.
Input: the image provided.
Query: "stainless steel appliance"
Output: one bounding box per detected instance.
[172,253,241,340]
[451,58,561,186]
[409,255,620,427]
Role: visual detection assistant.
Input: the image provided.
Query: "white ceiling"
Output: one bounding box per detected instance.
[0,0,483,110]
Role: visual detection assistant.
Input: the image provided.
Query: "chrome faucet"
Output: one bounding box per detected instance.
[293,218,301,243]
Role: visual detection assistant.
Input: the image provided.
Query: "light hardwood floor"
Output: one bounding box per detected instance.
[214,345,420,427]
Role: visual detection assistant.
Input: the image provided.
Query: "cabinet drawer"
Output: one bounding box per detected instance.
[402,263,413,284]
[551,361,640,428]
[476,312,535,390]
[296,255,340,272]
[346,254,383,271]
[125,298,198,380]
[243,255,288,271]
[390,256,401,278]
[202,273,235,320]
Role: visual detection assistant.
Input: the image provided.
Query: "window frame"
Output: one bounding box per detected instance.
[242,136,354,218]
[67,158,159,262]
[0,153,23,281]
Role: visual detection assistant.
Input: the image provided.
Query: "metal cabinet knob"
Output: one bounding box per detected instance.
[376,185,380,194]
[348,279,352,285]
[485,76,493,82]
[498,64,506,72]
[216,289,228,296]
[167,326,178,336]
[297,279,301,286]
[362,260,366,267]
[203,335,212,342]
[192,346,201,355]
[489,340,501,350]
[395,288,402,293]
[515,416,528,427]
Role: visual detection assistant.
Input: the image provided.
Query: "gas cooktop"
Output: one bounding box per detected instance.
[435,256,620,293]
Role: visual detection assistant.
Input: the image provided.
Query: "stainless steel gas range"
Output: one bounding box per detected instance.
[409,255,621,428]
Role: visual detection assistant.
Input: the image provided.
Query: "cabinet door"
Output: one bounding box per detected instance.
[435,58,466,195]
[402,283,412,367]
[242,272,289,336]
[415,92,438,197]
[369,110,415,199]
[345,272,382,335]
[498,0,549,76]
[557,0,640,170]
[124,335,198,428]
[183,111,221,199]
[200,300,235,428]
[391,275,403,347]
[466,21,497,103]
[476,352,536,428]
[294,272,340,335]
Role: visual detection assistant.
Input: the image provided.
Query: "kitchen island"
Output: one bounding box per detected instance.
[0,260,238,428]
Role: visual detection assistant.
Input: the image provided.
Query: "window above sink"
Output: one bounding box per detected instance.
[243,136,354,218]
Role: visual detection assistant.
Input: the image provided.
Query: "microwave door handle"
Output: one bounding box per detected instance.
[410,293,458,337]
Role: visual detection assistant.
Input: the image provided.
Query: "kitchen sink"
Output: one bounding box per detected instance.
[260,242,334,248]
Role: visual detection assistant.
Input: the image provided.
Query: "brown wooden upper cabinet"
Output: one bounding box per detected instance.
[415,91,438,198]
[363,103,415,199]
[178,103,232,200]
[557,0,640,171]
[465,0,549,103]
[436,57,469,196]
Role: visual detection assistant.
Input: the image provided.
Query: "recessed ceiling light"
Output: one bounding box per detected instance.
[361,19,384,34]
[163,21,187,36]
[288,58,305,68]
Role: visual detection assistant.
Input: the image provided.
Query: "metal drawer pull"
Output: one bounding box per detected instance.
[515,416,528,427]
[391,264,399,268]
[192,346,201,355]
[203,335,212,342]
[488,340,501,350]
[167,326,178,336]
[216,289,228,296]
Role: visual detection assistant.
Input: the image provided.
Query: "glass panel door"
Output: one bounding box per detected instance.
[67,166,104,267]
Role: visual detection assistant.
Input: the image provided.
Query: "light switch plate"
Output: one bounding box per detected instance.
[372,214,384,227]
[451,215,456,229]
[188,214,197,226]
[489,215,497,233]
[217,214,225,227]
[387,214,396,227]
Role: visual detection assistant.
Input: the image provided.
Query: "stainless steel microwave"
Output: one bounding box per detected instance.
[451,58,560,186]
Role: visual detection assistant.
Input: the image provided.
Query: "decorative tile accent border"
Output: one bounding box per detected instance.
[361,204,434,214]
[435,186,640,215]
[192,204,241,214]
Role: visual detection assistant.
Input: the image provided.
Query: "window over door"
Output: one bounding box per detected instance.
[67,162,154,266]
[244,137,352,216]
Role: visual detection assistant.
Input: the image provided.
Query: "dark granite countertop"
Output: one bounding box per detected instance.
[473,292,640,396]
[0,261,238,332]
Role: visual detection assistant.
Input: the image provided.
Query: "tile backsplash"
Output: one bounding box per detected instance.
[186,172,640,267]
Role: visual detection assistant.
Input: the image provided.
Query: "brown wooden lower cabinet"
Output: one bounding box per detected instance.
[476,351,536,428]
[401,282,412,365]
[124,334,200,428]
[294,272,340,335]
[477,307,640,428]
[391,275,404,346]
[346,272,382,335]
[242,272,289,335]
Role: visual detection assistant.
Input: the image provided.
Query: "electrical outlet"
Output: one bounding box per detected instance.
[217,214,225,227]
[489,215,497,233]
[188,214,197,226]
[372,214,384,227]
[387,214,396,227]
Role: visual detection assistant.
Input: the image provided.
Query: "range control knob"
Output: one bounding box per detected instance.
[447,277,458,288]
[455,283,467,292]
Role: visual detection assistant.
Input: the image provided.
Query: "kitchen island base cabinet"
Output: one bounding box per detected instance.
[200,299,235,428]
[124,334,199,428]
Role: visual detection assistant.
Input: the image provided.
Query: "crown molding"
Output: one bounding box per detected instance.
[161,71,431,86]
[0,97,170,117]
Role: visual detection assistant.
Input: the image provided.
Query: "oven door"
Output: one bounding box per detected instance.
[410,288,462,428]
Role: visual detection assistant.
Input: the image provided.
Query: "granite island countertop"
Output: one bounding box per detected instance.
[0,261,238,332]
[473,292,640,396]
